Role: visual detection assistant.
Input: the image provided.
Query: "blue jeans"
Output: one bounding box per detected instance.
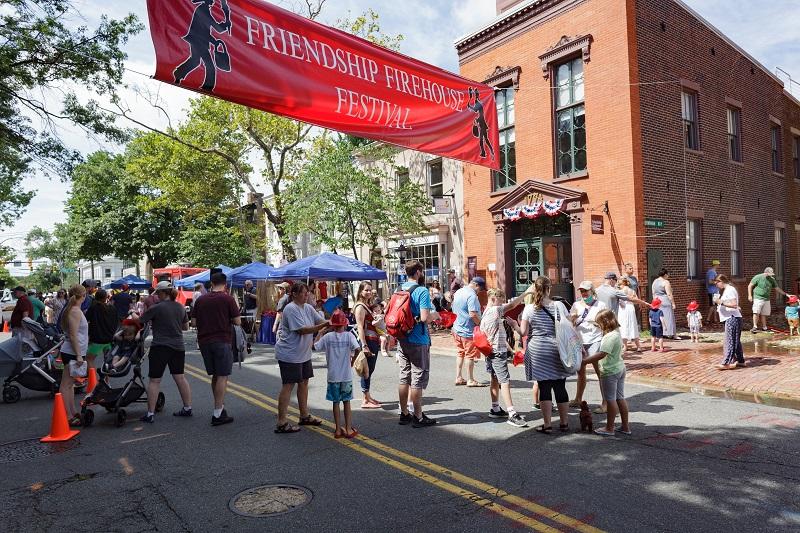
[361,338,380,393]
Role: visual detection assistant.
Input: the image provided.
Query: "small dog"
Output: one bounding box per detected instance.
[579,401,593,432]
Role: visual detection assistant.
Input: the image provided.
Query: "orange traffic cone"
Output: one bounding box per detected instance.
[2,321,8,333]
[41,393,80,443]
[85,367,98,394]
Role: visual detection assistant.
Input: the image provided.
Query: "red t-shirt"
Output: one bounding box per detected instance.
[191,291,240,345]
[10,295,33,328]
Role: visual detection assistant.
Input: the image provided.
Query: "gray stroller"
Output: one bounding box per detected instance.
[1,318,68,403]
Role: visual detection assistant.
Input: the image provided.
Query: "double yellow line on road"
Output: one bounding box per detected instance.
[183,363,604,533]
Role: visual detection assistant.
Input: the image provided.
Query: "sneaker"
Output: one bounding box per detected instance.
[211,409,234,426]
[140,414,154,423]
[173,407,193,417]
[750,328,759,334]
[507,413,527,428]
[398,412,414,425]
[412,413,437,428]
[488,407,508,418]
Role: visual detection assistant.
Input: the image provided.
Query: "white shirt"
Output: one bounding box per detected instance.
[314,331,360,382]
[687,311,702,328]
[717,285,742,322]
[569,299,608,344]
[479,305,509,354]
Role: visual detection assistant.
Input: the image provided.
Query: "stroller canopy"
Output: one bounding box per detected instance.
[229,262,274,288]
[174,265,233,289]
[104,274,151,290]
[0,336,23,366]
[266,253,387,282]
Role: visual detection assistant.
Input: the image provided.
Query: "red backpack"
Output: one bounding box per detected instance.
[385,284,421,339]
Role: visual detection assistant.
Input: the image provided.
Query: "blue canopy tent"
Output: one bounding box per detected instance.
[173,265,233,289]
[266,253,387,281]
[104,274,152,290]
[229,262,274,288]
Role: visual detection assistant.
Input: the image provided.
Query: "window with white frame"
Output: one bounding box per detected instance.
[682,91,699,150]
[727,107,742,162]
[395,167,409,189]
[730,223,743,278]
[686,219,702,279]
[428,160,443,197]
[104,268,112,278]
[555,58,586,177]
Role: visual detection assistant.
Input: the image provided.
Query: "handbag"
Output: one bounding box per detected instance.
[472,326,492,357]
[544,302,582,374]
[68,360,87,378]
[353,351,369,378]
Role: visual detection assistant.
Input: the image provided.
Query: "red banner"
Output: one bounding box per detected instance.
[146,0,500,169]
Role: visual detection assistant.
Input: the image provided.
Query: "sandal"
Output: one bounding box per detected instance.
[334,429,346,439]
[567,400,581,409]
[345,428,359,439]
[592,407,607,414]
[466,380,488,387]
[615,427,632,435]
[594,428,615,437]
[68,415,82,428]
[298,416,323,426]
[559,424,570,433]
[274,422,301,434]
[360,402,380,409]
[535,425,552,434]
[454,378,467,386]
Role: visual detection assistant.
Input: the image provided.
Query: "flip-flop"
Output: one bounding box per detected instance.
[298,416,322,426]
[594,428,615,436]
[274,422,301,434]
[334,429,346,439]
[615,427,632,435]
[360,403,380,409]
[535,425,552,434]
[454,378,467,386]
[466,380,488,387]
[345,428,359,439]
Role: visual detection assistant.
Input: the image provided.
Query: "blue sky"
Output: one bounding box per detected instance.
[8,0,800,265]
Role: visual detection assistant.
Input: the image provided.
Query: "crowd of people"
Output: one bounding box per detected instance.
[6,256,796,437]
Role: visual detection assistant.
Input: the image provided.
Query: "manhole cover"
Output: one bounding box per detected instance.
[0,438,79,464]
[229,484,313,517]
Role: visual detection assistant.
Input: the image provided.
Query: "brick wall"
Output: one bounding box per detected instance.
[458,0,643,292]
[635,0,800,323]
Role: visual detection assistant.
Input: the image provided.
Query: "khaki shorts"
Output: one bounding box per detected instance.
[453,334,480,361]
[752,299,771,316]
[397,341,430,390]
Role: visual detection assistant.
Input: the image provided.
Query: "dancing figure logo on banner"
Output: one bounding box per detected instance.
[148,0,500,169]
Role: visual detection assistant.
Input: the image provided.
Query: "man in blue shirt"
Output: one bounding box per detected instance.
[451,276,486,387]
[705,259,720,324]
[398,260,439,428]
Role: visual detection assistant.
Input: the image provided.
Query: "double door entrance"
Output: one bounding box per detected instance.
[514,238,543,297]
[511,215,574,304]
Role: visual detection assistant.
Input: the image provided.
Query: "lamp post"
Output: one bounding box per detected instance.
[397,243,407,263]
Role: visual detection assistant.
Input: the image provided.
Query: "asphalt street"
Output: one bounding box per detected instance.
[1,332,799,532]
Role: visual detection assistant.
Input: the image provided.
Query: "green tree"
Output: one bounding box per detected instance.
[0,0,141,225]
[24,224,78,286]
[282,138,430,261]
[19,263,62,293]
[0,265,18,290]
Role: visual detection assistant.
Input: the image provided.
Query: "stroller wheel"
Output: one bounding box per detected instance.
[155,392,166,412]
[115,409,127,428]
[82,408,94,427]
[2,386,21,404]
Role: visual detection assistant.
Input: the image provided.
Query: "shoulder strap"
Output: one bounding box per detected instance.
[541,305,555,323]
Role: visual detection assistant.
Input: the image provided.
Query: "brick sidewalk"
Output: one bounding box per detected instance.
[430,330,800,408]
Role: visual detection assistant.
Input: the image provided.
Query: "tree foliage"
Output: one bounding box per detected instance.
[282,138,430,261]
[19,263,62,293]
[0,0,141,226]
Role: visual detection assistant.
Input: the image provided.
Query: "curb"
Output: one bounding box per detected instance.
[430,347,800,411]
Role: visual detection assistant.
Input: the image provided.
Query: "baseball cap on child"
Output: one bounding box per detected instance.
[686,300,699,312]
[329,309,349,327]
[650,298,662,309]
[788,295,799,305]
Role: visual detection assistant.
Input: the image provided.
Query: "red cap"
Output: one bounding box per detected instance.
[686,300,699,311]
[121,318,142,331]
[329,309,349,327]
[651,298,662,309]
[789,295,799,305]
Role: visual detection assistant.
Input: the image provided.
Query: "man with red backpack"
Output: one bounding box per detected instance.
[386,260,440,428]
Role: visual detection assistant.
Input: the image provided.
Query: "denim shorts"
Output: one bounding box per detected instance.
[485,351,511,384]
[650,325,663,339]
[326,381,353,403]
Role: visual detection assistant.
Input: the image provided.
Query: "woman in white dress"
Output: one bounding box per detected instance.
[617,278,641,351]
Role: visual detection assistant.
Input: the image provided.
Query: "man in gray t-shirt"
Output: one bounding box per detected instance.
[596,272,648,316]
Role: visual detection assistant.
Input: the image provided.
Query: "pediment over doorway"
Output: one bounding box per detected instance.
[488,179,586,223]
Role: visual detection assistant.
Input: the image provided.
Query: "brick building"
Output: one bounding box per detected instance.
[455,0,800,319]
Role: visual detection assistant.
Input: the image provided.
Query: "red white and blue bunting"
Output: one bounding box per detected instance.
[503,199,564,221]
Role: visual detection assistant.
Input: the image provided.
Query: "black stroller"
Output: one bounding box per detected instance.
[1,318,68,403]
[80,324,164,427]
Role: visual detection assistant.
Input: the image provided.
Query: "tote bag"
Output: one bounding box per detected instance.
[472,326,492,357]
[552,302,583,374]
